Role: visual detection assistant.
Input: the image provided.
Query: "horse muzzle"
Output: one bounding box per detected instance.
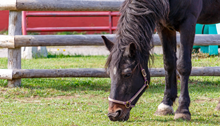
[108,108,130,121]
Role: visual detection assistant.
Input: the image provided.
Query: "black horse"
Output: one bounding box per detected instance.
[102,0,220,121]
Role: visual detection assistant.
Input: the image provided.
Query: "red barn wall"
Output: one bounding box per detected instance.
[0,11,9,31]
[0,11,119,34]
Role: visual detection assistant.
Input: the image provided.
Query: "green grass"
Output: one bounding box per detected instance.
[0,55,219,125]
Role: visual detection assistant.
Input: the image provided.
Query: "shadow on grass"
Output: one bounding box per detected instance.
[46,54,94,59]
[130,118,220,125]
[127,113,220,125]
[19,78,111,92]
[3,78,218,93]
[34,53,107,59]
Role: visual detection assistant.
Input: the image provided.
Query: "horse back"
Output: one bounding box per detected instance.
[167,0,220,30]
[197,0,220,24]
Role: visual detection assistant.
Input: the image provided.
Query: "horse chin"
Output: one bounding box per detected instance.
[109,110,130,122]
[120,111,130,121]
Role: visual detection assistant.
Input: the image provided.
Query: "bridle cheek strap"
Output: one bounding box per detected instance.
[108,66,149,108]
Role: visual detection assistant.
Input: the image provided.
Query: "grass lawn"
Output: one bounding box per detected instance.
[0,54,219,125]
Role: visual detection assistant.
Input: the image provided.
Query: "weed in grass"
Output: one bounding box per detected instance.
[55,31,87,35]
[0,30,8,35]
[192,52,209,59]
[27,32,40,35]
[46,52,81,58]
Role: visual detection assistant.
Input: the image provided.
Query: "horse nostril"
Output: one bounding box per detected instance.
[108,112,119,118]
[116,109,122,117]
[108,109,123,119]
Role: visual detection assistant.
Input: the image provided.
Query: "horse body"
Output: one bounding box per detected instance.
[198,0,220,24]
[102,0,220,121]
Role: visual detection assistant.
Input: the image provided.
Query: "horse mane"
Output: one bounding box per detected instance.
[106,0,169,69]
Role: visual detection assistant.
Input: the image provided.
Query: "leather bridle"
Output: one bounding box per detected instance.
[108,65,149,108]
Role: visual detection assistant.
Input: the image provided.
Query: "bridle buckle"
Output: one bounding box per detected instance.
[125,101,131,108]
[141,69,147,77]
[145,82,149,89]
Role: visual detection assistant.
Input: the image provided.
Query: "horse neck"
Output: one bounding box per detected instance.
[116,0,169,49]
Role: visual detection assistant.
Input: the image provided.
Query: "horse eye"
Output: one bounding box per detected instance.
[124,73,132,78]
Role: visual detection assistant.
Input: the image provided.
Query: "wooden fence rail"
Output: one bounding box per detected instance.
[1,34,220,48]
[1,67,220,80]
[0,0,123,11]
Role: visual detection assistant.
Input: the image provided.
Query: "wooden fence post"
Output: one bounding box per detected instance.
[8,11,22,87]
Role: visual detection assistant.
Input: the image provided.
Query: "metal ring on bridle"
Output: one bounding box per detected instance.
[125,101,131,108]
[146,83,149,89]
[144,80,148,84]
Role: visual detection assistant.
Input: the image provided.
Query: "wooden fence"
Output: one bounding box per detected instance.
[1,0,220,87]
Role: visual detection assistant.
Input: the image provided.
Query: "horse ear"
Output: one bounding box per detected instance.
[124,43,136,57]
[101,36,114,52]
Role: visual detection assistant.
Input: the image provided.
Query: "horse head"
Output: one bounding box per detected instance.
[102,36,150,121]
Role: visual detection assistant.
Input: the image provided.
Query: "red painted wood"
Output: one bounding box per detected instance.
[22,11,27,35]
[26,27,112,32]
[26,12,119,17]
[0,11,9,31]
[0,11,119,34]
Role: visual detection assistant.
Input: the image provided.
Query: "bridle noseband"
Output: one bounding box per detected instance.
[108,65,149,108]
